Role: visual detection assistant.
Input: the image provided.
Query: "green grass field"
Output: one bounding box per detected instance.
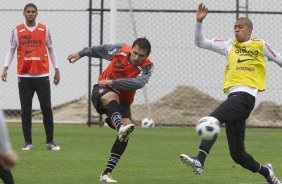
[7,124,282,184]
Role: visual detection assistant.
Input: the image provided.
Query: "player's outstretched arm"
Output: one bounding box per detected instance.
[196,3,208,23]
[263,42,282,68]
[67,52,81,64]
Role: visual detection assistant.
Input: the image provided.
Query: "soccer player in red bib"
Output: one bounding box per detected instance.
[68,38,153,182]
[1,3,60,151]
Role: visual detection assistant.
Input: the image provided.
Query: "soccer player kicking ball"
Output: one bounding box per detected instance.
[180,3,281,184]
[68,38,153,182]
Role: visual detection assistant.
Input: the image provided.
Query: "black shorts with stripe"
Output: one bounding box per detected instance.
[91,84,132,120]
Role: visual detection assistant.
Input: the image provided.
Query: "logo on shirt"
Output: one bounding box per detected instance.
[25,48,39,54]
[98,88,104,94]
[19,29,25,33]
[235,44,259,58]
[24,57,40,61]
[120,52,127,56]
[213,38,226,42]
[108,48,117,55]
[237,58,252,63]
[236,66,255,72]
[38,28,45,32]
[265,43,276,58]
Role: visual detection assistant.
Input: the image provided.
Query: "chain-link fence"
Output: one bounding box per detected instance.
[1,0,282,126]
[0,1,91,123]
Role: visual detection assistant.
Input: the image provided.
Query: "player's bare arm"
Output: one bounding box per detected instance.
[53,68,60,86]
[1,67,8,82]
[196,3,208,23]
[67,52,81,63]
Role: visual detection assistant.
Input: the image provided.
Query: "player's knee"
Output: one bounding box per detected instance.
[101,92,119,105]
[40,104,52,113]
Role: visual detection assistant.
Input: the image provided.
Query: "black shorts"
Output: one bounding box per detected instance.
[91,84,132,119]
[210,91,255,124]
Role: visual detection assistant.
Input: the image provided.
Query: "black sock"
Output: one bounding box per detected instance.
[107,101,122,130]
[197,135,217,166]
[103,153,121,175]
[258,165,270,178]
[103,137,128,175]
[197,149,208,166]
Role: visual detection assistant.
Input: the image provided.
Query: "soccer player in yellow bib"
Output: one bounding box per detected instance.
[180,3,281,184]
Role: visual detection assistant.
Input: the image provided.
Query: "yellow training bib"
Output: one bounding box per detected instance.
[224,39,266,93]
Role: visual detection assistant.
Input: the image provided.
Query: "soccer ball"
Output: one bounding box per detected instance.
[141,118,155,128]
[196,116,220,140]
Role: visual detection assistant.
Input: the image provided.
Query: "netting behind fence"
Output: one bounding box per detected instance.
[1,0,282,126]
[105,0,282,126]
[0,1,92,123]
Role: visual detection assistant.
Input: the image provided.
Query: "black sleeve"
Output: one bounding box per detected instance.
[112,64,154,90]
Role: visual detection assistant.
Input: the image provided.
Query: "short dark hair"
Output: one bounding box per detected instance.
[237,17,253,30]
[132,37,151,56]
[24,3,37,12]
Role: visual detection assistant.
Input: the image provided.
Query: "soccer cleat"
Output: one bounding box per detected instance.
[264,164,281,184]
[46,141,61,151]
[118,124,135,142]
[22,142,33,151]
[100,172,117,183]
[180,154,203,174]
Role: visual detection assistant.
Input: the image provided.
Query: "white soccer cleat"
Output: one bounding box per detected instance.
[46,141,61,151]
[22,143,33,151]
[118,124,135,142]
[180,154,203,174]
[100,173,117,183]
[264,164,281,184]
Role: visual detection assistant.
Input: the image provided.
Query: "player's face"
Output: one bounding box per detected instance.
[129,45,148,66]
[23,7,38,24]
[234,20,252,43]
